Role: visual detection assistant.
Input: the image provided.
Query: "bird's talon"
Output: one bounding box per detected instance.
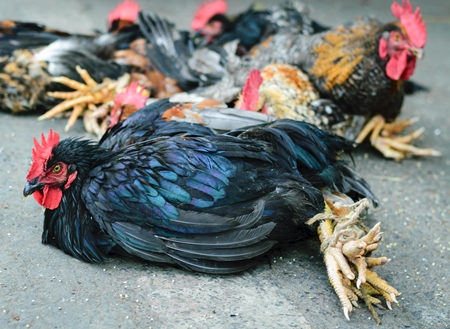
[318,195,398,322]
[390,292,398,304]
[41,67,120,131]
[50,76,88,91]
[386,300,392,310]
[343,307,350,321]
[76,65,97,87]
[356,115,440,160]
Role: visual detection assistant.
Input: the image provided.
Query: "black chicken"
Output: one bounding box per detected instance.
[24,99,397,322]
[190,0,328,52]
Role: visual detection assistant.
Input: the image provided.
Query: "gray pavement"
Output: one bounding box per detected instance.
[1,0,449,328]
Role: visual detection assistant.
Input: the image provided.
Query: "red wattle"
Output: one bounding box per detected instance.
[400,56,417,80]
[386,50,408,81]
[34,186,63,210]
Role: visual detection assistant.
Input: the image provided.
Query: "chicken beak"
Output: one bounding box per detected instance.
[23,179,44,197]
[409,47,424,59]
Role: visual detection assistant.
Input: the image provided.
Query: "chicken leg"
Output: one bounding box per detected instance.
[307,192,398,324]
[355,115,441,161]
[39,66,130,131]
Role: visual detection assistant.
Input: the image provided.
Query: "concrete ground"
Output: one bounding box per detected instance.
[0,0,449,328]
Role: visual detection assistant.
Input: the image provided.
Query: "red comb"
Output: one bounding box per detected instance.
[191,0,228,31]
[110,82,147,126]
[239,69,263,111]
[26,130,60,181]
[113,82,147,108]
[108,0,141,27]
[391,0,426,48]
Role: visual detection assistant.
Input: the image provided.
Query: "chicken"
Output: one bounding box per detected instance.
[24,100,399,322]
[0,20,98,114]
[140,1,437,160]
[39,0,185,132]
[190,0,327,53]
[0,24,131,112]
[0,0,163,131]
[108,0,142,33]
[234,63,440,159]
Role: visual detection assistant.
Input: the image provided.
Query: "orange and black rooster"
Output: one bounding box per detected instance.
[24,99,398,323]
[140,0,435,160]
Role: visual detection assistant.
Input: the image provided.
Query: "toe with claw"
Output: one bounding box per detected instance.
[355,114,441,161]
[39,66,130,131]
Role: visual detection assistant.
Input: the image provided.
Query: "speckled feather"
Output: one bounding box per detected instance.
[245,63,365,140]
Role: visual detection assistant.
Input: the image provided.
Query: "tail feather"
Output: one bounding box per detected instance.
[138,11,200,90]
[138,11,228,91]
[226,119,377,204]
[339,165,379,207]
[0,20,79,55]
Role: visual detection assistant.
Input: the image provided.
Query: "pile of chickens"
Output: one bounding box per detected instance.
[1,0,439,160]
[2,0,439,324]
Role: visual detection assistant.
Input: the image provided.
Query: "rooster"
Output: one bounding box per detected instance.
[140,0,435,160]
[24,99,398,323]
[0,0,181,132]
[190,0,327,53]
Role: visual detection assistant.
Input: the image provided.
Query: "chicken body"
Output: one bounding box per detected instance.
[0,21,83,113]
[24,99,400,320]
[192,1,328,52]
[236,61,439,160]
[24,100,373,268]
[236,63,363,140]
[0,21,133,113]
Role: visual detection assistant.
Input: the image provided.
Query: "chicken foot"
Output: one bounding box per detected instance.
[39,66,130,131]
[83,102,113,136]
[355,114,441,161]
[307,193,398,323]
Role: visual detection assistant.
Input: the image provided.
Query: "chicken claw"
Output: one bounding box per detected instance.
[39,67,130,131]
[307,193,399,324]
[84,102,113,136]
[355,114,441,161]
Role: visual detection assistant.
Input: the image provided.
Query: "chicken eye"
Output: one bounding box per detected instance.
[53,164,62,173]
